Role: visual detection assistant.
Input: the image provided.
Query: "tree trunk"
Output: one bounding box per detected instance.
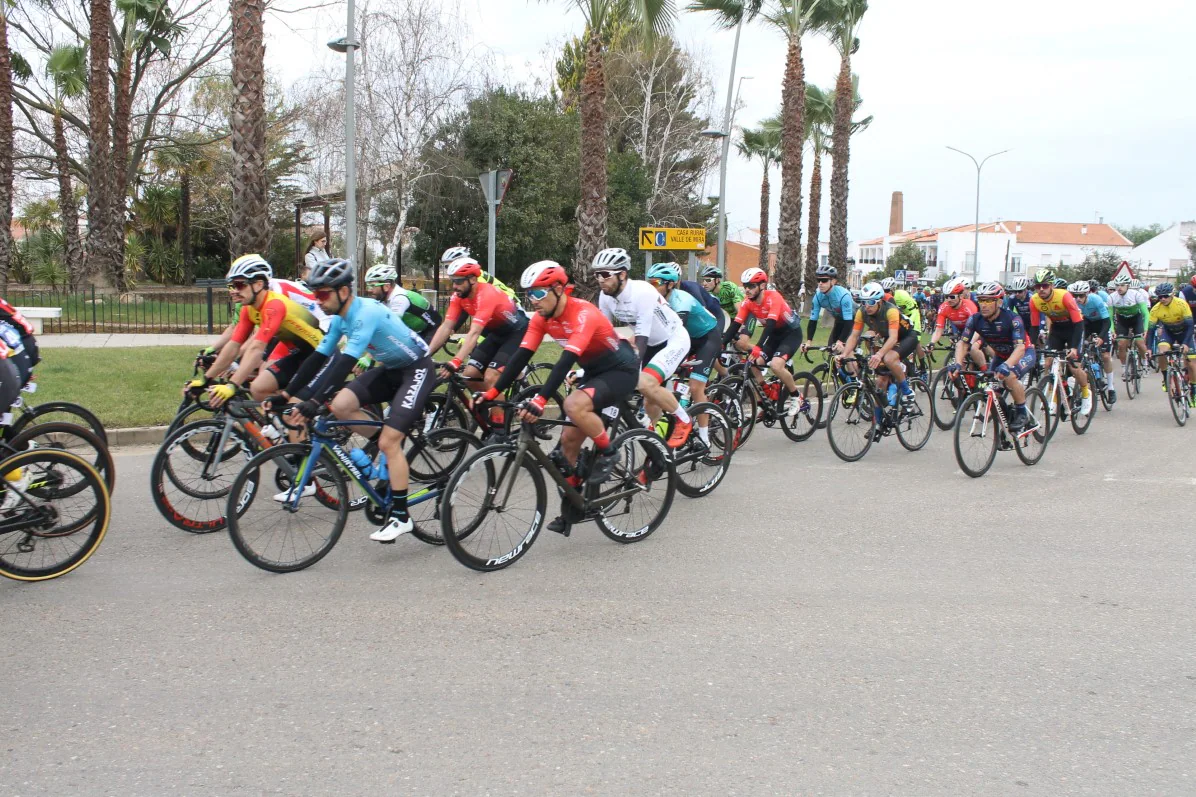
[803,145,822,299]
[774,35,804,304]
[0,12,13,293]
[109,45,132,288]
[86,0,117,286]
[229,0,271,257]
[180,172,193,282]
[828,54,853,270]
[573,29,608,293]
[53,110,85,288]
[757,160,770,274]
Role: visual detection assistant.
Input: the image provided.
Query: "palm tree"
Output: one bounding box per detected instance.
[230,0,271,257]
[0,5,14,291]
[736,123,781,274]
[802,83,833,295]
[822,0,868,270]
[546,0,676,285]
[87,0,118,285]
[46,45,88,287]
[154,135,212,281]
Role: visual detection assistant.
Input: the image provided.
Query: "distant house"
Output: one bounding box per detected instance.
[853,221,1133,283]
[1128,221,1196,280]
[697,228,826,284]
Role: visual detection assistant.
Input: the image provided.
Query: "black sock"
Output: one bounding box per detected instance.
[389,489,409,522]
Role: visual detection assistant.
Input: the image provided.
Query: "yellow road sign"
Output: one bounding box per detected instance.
[639,227,707,251]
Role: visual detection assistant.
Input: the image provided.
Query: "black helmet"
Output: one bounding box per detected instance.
[815,264,838,279]
[307,258,356,290]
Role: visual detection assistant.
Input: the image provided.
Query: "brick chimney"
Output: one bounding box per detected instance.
[889,191,904,235]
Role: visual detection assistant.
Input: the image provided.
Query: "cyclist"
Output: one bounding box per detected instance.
[426,256,528,394]
[277,258,435,542]
[191,254,324,407]
[881,276,922,333]
[1090,279,1111,306]
[672,268,723,322]
[699,265,746,332]
[839,281,920,438]
[438,246,518,303]
[647,263,721,447]
[1029,268,1091,415]
[362,264,441,344]
[801,264,855,353]
[1004,276,1034,335]
[722,267,809,421]
[1108,275,1150,377]
[1181,274,1196,317]
[1147,282,1196,389]
[592,248,694,447]
[927,277,977,350]
[951,281,1037,431]
[481,260,639,491]
[1071,280,1116,405]
[198,261,326,360]
[0,297,39,376]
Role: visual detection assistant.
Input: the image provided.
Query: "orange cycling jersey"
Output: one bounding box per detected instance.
[853,301,914,338]
[1030,289,1082,326]
[231,291,323,354]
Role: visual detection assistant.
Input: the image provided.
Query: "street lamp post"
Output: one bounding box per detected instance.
[946,146,1009,279]
[329,0,360,268]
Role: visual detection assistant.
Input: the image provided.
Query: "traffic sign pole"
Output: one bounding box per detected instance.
[486,171,497,278]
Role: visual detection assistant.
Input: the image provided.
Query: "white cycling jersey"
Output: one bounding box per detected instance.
[597,279,686,346]
[1107,288,1150,314]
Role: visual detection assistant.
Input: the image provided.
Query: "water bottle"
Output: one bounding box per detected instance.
[886,383,897,406]
[677,382,691,409]
[1092,360,1104,386]
[1067,376,1076,393]
[373,453,388,482]
[261,424,281,442]
[349,448,373,476]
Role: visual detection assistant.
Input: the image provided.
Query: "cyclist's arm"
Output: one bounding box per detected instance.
[205,308,253,378]
[426,299,461,355]
[283,317,345,398]
[448,317,487,369]
[488,315,548,396]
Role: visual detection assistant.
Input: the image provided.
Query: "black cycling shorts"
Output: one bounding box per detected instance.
[1114,314,1145,339]
[762,326,803,361]
[1084,318,1112,352]
[265,348,310,389]
[893,331,919,361]
[468,318,528,373]
[0,357,19,414]
[685,330,721,382]
[577,362,639,413]
[1046,321,1078,352]
[346,357,437,434]
[6,348,31,387]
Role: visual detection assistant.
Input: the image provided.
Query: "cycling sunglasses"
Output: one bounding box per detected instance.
[647,278,670,287]
[817,278,831,283]
[863,298,882,307]
[228,280,250,291]
[526,287,551,301]
[450,277,470,286]
[365,281,388,289]
[314,288,341,301]
[593,270,623,281]
[976,296,1000,304]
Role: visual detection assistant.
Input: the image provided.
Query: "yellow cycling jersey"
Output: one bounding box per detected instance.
[1148,297,1193,329]
[233,291,324,350]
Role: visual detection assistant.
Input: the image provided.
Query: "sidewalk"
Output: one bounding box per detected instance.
[38,333,208,348]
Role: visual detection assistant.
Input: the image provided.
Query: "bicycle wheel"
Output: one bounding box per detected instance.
[1122,355,1137,400]
[1070,383,1094,435]
[166,400,217,444]
[705,383,746,451]
[0,449,111,581]
[895,378,933,451]
[672,403,732,498]
[953,392,998,478]
[826,383,875,462]
[726,377,758,447]
[1132,354,1142,395]
[9,421,115,494]
[226,443,348,573]
[595,428,675,542]
[1036,374,1062,440]
[151,419,258,533]
[1168,369,1189,427]
[780,371,823,442]
[10,401,108,447]
[1014,387,1050,466]
[441,443,547,572]
[1093,367,1112,412]
[930,368,962,431]
[419,392,471,434]
[407,426,481,487]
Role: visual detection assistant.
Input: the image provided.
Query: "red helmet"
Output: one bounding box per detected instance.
[1189,274,1196,288]
[445,257,482,278]
[520,260,568,289]
[740,267,768,285]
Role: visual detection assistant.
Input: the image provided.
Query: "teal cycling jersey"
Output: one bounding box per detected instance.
[1078,292,1110,321]
[666,287,719,339]
[316,297,428,369]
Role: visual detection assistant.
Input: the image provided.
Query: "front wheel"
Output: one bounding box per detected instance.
[704,383,746,451]
[670,403,732,499]
[953,392,998,478]
[826,383,875,462]
[1036,374,1063,440]
[779,371,823,442]
[1070,379,1094,435]
[1168,369,1190,427]
[895,378,933,451]
[11,401,108,447]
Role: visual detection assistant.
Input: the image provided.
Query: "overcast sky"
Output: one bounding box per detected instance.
[266,0,1196,244]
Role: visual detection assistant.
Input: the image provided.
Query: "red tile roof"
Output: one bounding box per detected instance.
[698,241,776,282]
[860,221,1133,248]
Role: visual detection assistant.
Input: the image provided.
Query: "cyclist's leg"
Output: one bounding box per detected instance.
[337,368,392,438]
[641,338,687,420]
[373,359,436,539]
[687,331,720,434]
[767,328,803,393]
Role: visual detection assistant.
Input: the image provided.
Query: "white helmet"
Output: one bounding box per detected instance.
[227,253,272,283]
[740,267,768,286]
[943,276,969,297]
[1130,278,1142,288]
[1009,276,1031,291]
[520,260,569,289]
[1113,273,1131,286]
[859,282,884,302]
[880,277,897,291]
[590,247,631,272]
[440,246,471,265]
[445,256,483,278]
[1068,280,1090,294]
[975,281,1005,299]
[364,264,397,284]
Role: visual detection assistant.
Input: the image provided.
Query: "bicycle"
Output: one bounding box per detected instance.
[1080,334,1115,413]
[225,411,480,572]
[824,357,932,462]
[0,447,112,581]
[2,374,108,448]
[1159,348,1194,427]
[439,399,675,572]
[953,372,1050,478]
[1116,334,1143,400]
[719,350,823,446]
[1037,348,1093,438]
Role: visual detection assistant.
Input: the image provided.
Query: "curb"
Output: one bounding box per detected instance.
[108,426,167,449]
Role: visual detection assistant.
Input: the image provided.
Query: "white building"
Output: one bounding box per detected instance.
[1128,221,1195,280]
[853,221,1133,283]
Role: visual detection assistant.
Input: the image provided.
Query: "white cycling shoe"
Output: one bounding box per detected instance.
[1080,392,1093,416]
[370,516,413,543]
[273,483,316,502]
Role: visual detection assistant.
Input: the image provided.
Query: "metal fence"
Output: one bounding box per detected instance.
[6,285,238,334]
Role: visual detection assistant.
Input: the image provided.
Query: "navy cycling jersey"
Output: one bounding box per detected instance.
[316,297,428,369]
[1181,284,1196,315]
[678,279,723,319]
[1004,294,1034,334]
[666,287,719,339]
[962,308,1031,358]
[809,284,855,322]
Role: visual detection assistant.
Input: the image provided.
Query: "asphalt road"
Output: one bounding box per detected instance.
[3,383,1193,796]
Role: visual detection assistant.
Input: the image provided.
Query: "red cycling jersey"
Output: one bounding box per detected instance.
[936,298,979,330]
[0,298,34,337]
[518,296,632,372]
[733,289,799,329]
[445,282,523,334]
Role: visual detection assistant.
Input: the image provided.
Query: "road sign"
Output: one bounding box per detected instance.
[479,168,514,205]
[1111,260,1136,284]
[905,270,920,281]
[893,269,906,282]
[638,227,706,251]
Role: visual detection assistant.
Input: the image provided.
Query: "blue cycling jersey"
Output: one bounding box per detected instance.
[316,297,429,368]
[667,287,719,339]
[809,284,855,322]
[962,308,1030,358]
[1078,292,1110,321]
[678,279,723,319]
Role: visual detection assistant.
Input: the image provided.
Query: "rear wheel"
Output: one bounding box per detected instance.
[671,403,732,498]
[11,401,108,447]
[930,368,964,431]
[1014,387,1050,466]
[779,371,823,442]
[895,378,933,451]
[9,422,115,494]
[953,392,998,478]
[1037,374,1063,440]
[704,383,746,451]
[151,419,257,533]
[826,383,875,462]
[1168,369,1189,427]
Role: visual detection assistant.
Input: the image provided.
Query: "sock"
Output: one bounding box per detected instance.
[566,474,583,488]
[1015,402,1026,413]
[389,489,409,523]
[697,425,710,443]
[1081,385,1090,398]
[674,406,691,424]
[593,430,611,452]
[899,379,912,395]
[873,407,883,425]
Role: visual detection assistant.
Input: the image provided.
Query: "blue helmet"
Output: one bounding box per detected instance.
[646,263,682,283]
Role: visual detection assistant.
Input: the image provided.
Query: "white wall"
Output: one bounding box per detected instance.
[1013,241,1131,272]
[1129,222,1195,278]
[936,231,1015,282]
